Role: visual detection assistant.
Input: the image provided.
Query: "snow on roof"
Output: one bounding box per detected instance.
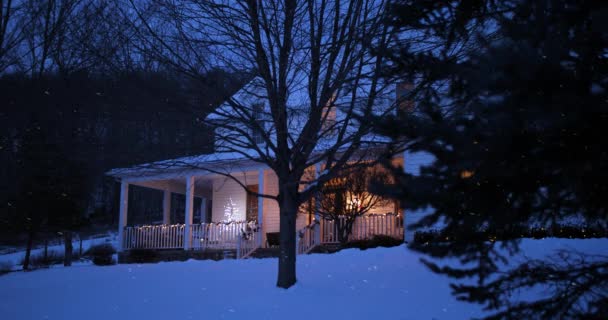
[106,151,263,179]
[107,132,391,180]
[109,77,398,179]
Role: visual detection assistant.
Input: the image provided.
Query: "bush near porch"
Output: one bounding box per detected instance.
[412,223,608,244]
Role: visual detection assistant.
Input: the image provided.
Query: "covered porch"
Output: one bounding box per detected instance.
[116,167,267,259]
[112,158,405,260]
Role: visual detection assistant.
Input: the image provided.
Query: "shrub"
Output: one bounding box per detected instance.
[21,251,64,269]
[127,249,158,263]
[412,223,608,244]
[0,261,13,275]
[85,244,116,266]
[343,235,403,250]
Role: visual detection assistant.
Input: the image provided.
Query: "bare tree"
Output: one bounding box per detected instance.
[0,0,26,73]
[314,165,393,244]
[125,0,397,288]
[20,0,82,77]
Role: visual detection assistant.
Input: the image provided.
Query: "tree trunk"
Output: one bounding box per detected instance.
[276,185,298,289]
[23,229,35,271]
[337,218,355,245]
[64,231,73,267]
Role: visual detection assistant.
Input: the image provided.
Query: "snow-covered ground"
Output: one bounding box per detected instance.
[0,233,117,271]
[0,238,606,320]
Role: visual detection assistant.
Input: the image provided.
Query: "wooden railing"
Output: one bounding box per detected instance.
[123,224,185,250]
[237,230,261,259]
[191,221,257,250]
[321,214,403,244]
[123,221,259,250]
[123,216,402,251]
[297,221,319,254]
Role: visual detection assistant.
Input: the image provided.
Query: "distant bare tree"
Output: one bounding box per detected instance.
[126,0,398,288]
[0,0,26,73]
[20,0,82,77]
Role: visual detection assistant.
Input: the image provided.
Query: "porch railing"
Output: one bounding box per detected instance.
[123,224,185,250]
[321,214,403,244]
[122,215,402,252]
[237,230,261,259]
[191,221,253,250]
[122,221,258,251]
[297,221,319,254]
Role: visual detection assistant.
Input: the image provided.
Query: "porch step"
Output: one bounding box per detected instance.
[249,247,280,258]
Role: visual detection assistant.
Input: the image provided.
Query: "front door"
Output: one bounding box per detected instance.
[246,184,259,222]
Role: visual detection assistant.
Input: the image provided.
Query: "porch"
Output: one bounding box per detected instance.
[112,161,405,260]
[120,213,403,259]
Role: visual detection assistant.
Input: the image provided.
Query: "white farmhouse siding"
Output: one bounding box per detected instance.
[404,151,436,242]
[212,174,252,222]
[262,170,279,233]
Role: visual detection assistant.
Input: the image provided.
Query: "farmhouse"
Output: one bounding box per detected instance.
[107,79,428,260]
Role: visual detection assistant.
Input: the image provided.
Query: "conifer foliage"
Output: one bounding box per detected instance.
[377,1,608,318]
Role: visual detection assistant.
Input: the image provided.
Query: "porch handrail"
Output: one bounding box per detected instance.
[236,229,261,259]
[321,213,403,244]
[123,220,260,251]
[297,220,319,254]
[123,224,185,250]
[192,220,257,250]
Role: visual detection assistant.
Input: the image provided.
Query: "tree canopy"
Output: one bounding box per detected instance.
[376,0,608,318]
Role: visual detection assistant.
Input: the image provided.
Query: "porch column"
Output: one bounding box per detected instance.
[118,181,129,252]
[200,197,207,223]
[402,151,407,242]
[257,169,264,246]
[162,190,171,225]
[314,163,322,244]
[183,176,195,250]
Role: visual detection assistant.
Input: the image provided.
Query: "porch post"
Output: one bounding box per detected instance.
[183,176,195,250]
[162,190,171,224]
[200,197,207,223]
[314,163,322,244]
[402,151,407,242]
[257,169,264,246]
[118,181,129,252]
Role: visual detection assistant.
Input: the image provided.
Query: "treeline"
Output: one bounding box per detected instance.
[0,0,250,254]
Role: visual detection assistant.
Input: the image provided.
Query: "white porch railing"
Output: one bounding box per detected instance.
[321,214,403,244]
[123,224,185,250]
[297,221,319,254]
[123,215,402,252]
[122,221,259,251]
[236,230,261,259]
[191,221,253,250]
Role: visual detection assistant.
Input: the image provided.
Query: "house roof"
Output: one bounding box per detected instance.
[106,133,392,180]
[106,151,265,180]
[108,77,398,180]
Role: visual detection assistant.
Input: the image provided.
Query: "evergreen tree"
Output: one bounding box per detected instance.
[376,1,608,318]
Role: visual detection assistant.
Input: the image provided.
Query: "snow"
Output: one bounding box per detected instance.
[0,234,117,271]
[1,238,605,320]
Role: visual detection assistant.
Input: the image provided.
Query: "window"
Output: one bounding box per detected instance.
[252,103,265,144]
[246,185,259,222]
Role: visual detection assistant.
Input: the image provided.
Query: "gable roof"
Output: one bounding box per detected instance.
[108,77,398,180]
